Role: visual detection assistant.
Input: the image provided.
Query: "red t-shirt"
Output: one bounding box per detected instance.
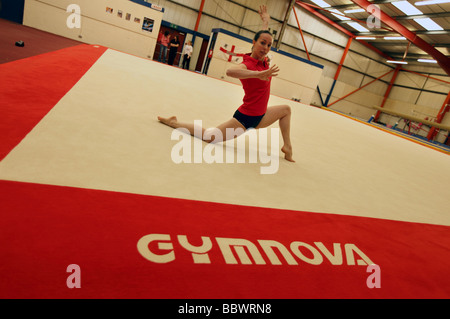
[237,54,271,116]
[161,35,169,47]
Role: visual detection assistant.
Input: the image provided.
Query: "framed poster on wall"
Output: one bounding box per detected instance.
[142,17,154,32]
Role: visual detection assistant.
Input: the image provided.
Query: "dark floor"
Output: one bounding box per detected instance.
[0,18,82,64]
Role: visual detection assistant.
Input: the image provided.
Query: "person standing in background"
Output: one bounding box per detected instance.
[158,31,170,63]
[168,35,180,66]
[181,40,193,70]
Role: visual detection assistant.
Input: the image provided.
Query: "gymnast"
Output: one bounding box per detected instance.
[158,5,294,162]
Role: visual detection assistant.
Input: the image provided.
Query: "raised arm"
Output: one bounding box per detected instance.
[259,5,270,30]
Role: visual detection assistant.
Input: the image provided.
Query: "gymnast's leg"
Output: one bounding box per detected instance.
[256,105,294,162]
[157,116,245,143]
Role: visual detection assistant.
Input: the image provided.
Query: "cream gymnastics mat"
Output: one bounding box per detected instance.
[0,48,449,226]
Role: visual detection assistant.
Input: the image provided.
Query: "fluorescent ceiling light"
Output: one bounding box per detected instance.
[386,60,408,64]
[347,22,370,32]
[384,36,407,40]
[310,0,331,8]
[392,1,423,15]
[414,18,444,30]
[329,9,351,20]
[356,36,376,40]
[417,59,437,63]
[344,8,365,13]
[415,0,450,5]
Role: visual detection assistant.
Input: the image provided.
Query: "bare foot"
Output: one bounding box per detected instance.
[157,116,177,128]
[281,145,295,162]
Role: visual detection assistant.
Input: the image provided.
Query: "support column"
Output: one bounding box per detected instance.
[292,5,310,61]
[276,0,296,50]
[324,37,353,107]
[192,0,206,45]
[327,69,393,107]
[374,65,401,121]
[427,90,450,141]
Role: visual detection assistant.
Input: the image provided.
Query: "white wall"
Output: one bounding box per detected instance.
[23,0,164,59]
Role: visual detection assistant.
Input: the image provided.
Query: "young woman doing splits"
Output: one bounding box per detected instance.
[158,7,294,162]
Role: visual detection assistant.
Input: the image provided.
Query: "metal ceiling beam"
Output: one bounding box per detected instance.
[296,2,354,37]
[333,19,450,35]
[355,30,450,36]
[295,1,393,60]
[333,4,450,21]
[349,41,450,48]
[335,21,450,36]
[387,52,439,58]
[333,0,417,9]
[350,0,450,76]
[395,12,450,20]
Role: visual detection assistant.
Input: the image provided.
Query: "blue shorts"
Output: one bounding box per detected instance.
[233,110,265,130]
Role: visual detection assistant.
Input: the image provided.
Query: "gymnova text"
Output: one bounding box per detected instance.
[137,233,375,266]
[170,120,280,174]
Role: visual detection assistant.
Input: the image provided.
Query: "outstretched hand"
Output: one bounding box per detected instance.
[259,5,270,29]
[259,64,279,81]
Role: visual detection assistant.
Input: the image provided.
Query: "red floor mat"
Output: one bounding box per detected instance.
[1,180,449,299]
[0,44,449,299]
[0,44,107,160]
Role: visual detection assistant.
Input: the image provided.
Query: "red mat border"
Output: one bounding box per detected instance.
[1,180,449,299]
[0,44,107,160]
